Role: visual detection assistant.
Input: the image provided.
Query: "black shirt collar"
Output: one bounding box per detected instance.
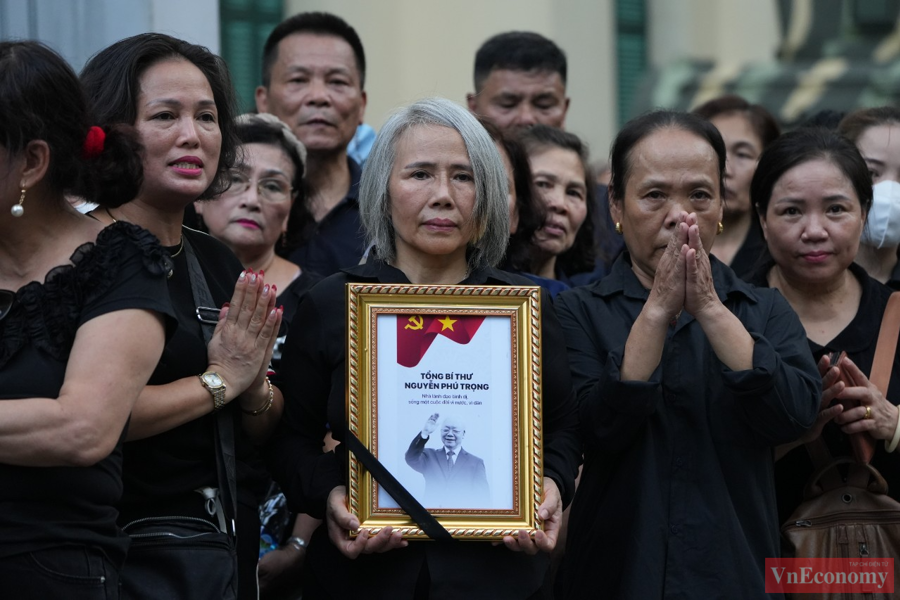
[341,255,523,286]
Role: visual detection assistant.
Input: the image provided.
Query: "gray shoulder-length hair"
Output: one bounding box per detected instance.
[359,97,509,269]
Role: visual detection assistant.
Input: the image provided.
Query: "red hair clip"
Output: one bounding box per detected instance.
[82,126,106,159]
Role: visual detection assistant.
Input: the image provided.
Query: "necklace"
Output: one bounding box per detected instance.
[169,236,185,258]
[105,207,184,273]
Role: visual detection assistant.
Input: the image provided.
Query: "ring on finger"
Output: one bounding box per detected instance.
[865,406,873,420]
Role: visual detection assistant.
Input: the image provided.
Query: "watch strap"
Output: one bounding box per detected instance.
[200,373,227,411]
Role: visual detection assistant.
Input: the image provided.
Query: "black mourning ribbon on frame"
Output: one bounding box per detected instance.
[344,432,455,542]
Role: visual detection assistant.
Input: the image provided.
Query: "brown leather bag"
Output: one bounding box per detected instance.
[780,458,900,599]
[782,458,900,555]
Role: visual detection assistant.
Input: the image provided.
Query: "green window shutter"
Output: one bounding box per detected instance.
[219,0,284,113]
[616,0,648,125]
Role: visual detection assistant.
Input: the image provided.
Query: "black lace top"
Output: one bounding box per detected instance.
[0,221,174,566]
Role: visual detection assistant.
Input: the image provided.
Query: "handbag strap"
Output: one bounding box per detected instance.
[847,291,900,487]
[804,438,842,491]
[869,292,900,396]
[182,234,239,538]
[344,431,454,542]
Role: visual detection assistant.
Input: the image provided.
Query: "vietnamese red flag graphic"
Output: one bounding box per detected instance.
[396,314,486,368]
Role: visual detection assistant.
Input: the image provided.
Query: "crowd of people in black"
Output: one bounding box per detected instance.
[1,9,899,600]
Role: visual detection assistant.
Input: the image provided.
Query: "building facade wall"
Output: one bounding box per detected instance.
[285,0,618,163]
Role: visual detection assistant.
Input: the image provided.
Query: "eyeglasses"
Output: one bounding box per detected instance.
[0,290,14,323]
[223,170,293,204]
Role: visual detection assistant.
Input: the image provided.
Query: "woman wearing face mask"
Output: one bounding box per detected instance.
[839,107,900,288]
[748,128,900,522]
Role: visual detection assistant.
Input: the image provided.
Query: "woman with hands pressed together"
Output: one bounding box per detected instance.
[267,97,580,599]
[81,34,283,598]
[554,111,820,599]
[746,128,900,521]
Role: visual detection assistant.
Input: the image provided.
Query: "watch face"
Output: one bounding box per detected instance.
[204,373,223,387]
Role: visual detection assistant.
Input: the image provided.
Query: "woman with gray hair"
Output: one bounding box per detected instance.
[268,97,580,599]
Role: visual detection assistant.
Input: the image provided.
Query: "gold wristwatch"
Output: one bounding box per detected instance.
[199,371,227,411]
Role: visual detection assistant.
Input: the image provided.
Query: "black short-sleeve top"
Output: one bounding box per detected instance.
[0,221,174,566]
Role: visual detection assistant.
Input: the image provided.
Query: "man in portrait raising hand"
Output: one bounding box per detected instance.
[405,413,490,508]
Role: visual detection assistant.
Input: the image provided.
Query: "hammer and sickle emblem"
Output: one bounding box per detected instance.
[404,315,424,330]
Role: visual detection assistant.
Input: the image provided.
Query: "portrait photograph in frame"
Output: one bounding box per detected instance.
[345,283,544,541]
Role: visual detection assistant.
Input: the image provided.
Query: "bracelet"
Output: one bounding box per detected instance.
[242,377,274,416]
[885,406,900,453]
[286,536,307,551]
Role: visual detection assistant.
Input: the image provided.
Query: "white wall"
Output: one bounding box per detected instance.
[648,0,781,69]
[286,0,618,162]
[148,0,220,54]
[0,0,219,72]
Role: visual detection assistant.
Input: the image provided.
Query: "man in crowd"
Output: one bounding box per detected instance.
[466,31,569,133]
[467,31,621,282]
[257,12,367,276]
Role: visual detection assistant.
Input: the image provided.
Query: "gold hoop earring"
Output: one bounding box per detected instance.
[615,222,622,235]
[717,222,724,235]
[11,188,25,217]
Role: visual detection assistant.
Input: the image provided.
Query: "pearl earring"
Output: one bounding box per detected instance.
[10,188,25,217]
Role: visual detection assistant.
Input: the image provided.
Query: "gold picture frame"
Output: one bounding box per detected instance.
[346,283,544,540]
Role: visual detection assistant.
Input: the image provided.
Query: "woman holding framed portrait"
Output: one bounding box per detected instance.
[268,97,580,599]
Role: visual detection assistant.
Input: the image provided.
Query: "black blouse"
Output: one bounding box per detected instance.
[0,222,173,566]
[267,257,581,599]
[555,253,820,600]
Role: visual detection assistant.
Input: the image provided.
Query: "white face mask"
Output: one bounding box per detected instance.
[861,180,900,249]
